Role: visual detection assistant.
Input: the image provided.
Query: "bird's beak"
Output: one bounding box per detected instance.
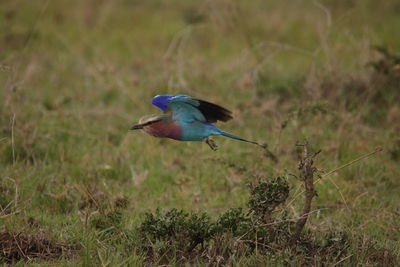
[130,124,143,130]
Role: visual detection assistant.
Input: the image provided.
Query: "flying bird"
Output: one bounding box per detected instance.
[131,94,265,150]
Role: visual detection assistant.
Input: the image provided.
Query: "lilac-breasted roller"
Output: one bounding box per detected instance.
[130,94,264,150]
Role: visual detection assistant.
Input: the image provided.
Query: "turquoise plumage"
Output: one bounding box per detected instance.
[131,94,264,150]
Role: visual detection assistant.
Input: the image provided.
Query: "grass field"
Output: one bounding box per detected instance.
[1,0,400,265]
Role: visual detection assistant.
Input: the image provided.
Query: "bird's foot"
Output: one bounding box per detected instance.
[206,138,218,151]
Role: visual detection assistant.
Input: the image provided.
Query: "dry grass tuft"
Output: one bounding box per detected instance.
[0,231,73,263]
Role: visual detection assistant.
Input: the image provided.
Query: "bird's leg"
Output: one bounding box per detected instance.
[205,137,218,151]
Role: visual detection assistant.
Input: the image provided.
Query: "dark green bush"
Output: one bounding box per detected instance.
[248,176,289,223]
[135,175,398,265]
[138,177,290,259]
[212,207,250,235]
[139,208,213,252]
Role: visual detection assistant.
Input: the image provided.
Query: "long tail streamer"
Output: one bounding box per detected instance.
[220,131,265,148]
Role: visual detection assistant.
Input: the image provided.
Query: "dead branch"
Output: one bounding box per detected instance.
[284,146,383,209]
[290,141,321,244]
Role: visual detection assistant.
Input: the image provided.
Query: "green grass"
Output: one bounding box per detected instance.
[1,0,400,265]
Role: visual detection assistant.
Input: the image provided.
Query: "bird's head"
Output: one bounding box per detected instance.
[130,115,164,130]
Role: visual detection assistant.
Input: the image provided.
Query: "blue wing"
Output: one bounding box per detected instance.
[167,95,206,123]
[151,94,232,123]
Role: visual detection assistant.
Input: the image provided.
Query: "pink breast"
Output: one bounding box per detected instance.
[144,121,181,140]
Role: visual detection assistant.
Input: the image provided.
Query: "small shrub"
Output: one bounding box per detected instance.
[248,176,289,223]
[139,208,213,252]
[212,207,250,235]
[137,177,292,264]
[135,168,399,265]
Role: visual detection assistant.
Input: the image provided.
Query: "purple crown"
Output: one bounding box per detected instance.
[151,94,188,111]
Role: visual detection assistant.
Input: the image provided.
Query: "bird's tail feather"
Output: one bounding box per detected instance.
[220,131,265,148]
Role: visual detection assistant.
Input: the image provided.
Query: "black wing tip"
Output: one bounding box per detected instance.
[196,99,233,123]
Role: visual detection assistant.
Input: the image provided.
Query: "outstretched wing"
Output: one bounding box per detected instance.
[194,98,233,123]
[151,95,233,123]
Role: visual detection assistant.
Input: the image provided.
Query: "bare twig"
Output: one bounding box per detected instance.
[333,254,353,266]
[0,209,21,219]
[81,184,103,214]
[11,114,16,166]
[285,146,383,209]
[290,141,321,244]
[13,233,30,260]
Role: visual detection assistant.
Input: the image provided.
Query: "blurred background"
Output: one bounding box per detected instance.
[0,0,399,264]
